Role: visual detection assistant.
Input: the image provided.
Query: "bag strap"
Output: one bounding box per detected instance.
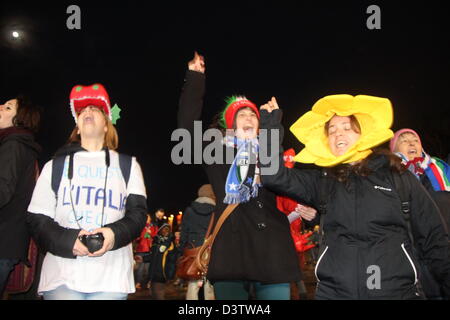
[51,155,66,197]
[206,203,239,246]
[204,212,216,239]
[118,153,132,187]
[392,171,414,246]
[51,153,133,198]
[318,170,330,248]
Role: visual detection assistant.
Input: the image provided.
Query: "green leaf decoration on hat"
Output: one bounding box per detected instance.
[111,104,121,125]
[220,96,239,129]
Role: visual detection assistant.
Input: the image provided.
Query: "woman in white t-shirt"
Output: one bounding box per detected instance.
[27,84,147,300]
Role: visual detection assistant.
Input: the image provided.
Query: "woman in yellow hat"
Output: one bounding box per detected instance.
[260,95,450,300]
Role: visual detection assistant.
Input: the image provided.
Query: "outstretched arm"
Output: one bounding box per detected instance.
[178,52,206,133]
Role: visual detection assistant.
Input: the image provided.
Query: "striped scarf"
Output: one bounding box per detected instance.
[396,151,450,191]
[223,136,261,204]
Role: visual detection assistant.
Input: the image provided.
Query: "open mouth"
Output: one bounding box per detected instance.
[407,148,418,156]
[336,141,347,148]
[83,116,94,124]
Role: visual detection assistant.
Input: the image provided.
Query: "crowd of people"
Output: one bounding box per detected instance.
[1,52,449,300]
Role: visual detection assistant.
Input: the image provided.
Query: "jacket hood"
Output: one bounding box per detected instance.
[2,131,41,155]
[191,198,215,216]
[53,142,87,158]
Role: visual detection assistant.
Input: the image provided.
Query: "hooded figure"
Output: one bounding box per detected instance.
[179,184,216,300]
[180,184,216,249]
[144,223,178,299]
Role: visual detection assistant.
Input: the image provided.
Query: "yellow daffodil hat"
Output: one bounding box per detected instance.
[290,94,394,167]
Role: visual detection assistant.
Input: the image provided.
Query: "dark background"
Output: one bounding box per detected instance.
[1,1,449,216]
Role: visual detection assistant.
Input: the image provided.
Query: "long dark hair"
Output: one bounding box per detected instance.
[326,148,406,183]
[13,95,41,132]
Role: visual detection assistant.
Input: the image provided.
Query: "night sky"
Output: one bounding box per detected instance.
[1,1,449,215]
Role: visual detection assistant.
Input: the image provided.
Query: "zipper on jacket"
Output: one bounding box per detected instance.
[315,246,329,282]
[401,243,418,285]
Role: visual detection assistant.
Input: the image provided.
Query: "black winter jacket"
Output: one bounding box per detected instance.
[179,197,215,249]
[0,130,40,261]
[420,174,450,234]
[260,111,450,299]
[177,70,301,284]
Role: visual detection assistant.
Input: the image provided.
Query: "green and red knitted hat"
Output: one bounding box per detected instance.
[219,96,260,129]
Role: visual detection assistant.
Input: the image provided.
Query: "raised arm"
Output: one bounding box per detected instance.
[178,52,206,133]
[259,98,320,207]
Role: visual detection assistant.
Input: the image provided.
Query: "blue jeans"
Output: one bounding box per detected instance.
[0,259,19,296]
[43,285,128,300]
[214,281,290,300]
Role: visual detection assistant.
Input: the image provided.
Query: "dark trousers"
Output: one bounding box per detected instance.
[0,259,19,297]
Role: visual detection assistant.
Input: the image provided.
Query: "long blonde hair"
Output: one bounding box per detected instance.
[68,113,119,150]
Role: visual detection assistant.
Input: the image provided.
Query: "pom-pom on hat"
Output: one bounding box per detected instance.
[220,96,260,129]
[290,94,394,167]
[70,84,112,123]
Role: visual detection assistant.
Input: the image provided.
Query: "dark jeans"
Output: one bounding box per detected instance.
[214,281,290,300]
[0,259,19,297]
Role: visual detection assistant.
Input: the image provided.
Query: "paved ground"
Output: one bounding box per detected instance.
[129,258,317,300]
[4,253,318,300]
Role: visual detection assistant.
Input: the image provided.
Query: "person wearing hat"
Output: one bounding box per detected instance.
[260,95,450,299]
[26,84,148,300]
[179,184,216,300]
[390,129,450,299]
[177,52,301,300]
[390,128,450,194]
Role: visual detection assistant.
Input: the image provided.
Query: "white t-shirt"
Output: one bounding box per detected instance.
[28,150,147,294]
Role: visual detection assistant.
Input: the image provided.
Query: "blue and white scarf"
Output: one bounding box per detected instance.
[223,136,261,204]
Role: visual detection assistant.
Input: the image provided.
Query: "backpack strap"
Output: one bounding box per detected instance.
[392,171,414,246]
[318,170,330,248]
[52,153,133,198]
[119,153,132,187]
[51,155,67,198]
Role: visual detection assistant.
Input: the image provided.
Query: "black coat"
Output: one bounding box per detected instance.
[177,70,301,284]
[260,112,450,299]
[180,198,215,249]
[420,173,450,234]
[0,130,40,261]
